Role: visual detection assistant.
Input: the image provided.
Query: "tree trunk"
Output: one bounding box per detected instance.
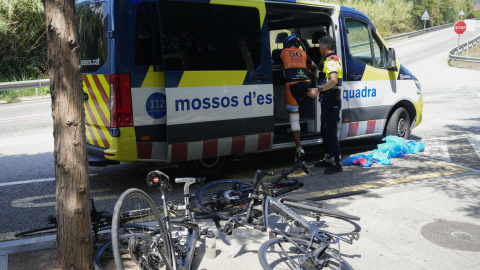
[44,0,93,269]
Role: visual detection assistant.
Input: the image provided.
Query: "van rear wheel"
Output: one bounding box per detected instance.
[385,107,410,139]
[183,156,232,180]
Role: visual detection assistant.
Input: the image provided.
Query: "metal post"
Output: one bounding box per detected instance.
[455,35,460,67]
[36,87,39,96]
[466,32,470,57]
[424,19,426,30]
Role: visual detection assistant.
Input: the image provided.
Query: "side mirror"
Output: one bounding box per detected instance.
[388,48,397,71]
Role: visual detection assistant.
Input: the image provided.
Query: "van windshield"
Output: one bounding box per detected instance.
[77,1,108,73]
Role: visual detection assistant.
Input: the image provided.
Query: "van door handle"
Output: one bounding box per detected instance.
[251,74,267,82]
[350,73,362,80]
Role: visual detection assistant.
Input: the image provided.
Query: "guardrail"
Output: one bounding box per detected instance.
[0,79,50,95]
[449,35,480,66]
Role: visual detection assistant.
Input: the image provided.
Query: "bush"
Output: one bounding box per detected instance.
[0,0,47,82]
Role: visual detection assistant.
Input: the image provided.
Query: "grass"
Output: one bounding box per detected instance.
[449,43,480,70]
[0,87,50,103]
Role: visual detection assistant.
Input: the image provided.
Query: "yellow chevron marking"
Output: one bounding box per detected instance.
[85,110,106,148]
[84,74,111,148]
[142,66,165,88]
[95,75,112,123]
[178,71,248,87]
[211,0,266,28]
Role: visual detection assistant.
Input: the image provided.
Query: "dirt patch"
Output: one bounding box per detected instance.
[8,247,118,270]
[8,248,60,270]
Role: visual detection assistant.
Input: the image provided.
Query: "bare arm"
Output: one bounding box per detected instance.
[307,72,338,98]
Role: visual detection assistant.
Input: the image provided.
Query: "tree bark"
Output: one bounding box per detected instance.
[43,0,93,269]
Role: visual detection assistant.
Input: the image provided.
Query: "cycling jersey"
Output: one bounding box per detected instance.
[280,47,314,83]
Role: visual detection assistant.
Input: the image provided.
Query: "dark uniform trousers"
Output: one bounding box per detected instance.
[320,89,341,158]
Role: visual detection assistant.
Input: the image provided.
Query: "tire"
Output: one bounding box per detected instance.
[258,237,353,270]
[93,240,112,270]
[195,179,257,219]
[281,201,361,236]
[385,107,411,139]
[111,188,170,270]
[183,155,232,179]
[14,225,57,238]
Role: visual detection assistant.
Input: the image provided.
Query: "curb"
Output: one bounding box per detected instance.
[0,235,56,270]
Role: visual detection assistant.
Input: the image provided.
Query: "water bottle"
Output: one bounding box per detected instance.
[205,230,216,259]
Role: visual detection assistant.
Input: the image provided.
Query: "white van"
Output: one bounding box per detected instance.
[76,0,423,177]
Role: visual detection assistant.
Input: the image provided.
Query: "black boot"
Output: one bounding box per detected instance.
[324,156,342,174]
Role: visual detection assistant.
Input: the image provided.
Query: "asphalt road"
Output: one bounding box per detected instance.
[0,25,480,241]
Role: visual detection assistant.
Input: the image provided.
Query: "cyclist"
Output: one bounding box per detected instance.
[280,33,318,163]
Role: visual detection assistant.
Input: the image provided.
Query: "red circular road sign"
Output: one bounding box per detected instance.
[454,21,467,34]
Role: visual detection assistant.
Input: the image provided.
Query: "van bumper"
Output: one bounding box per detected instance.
[87,144,120,167]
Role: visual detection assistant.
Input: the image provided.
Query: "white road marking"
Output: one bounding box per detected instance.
[0,175,97,187]
[467,135,480,160]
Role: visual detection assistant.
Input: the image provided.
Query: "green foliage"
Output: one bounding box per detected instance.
[0,0,47,82]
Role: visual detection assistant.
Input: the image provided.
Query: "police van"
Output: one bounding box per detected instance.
[76,0,423,177]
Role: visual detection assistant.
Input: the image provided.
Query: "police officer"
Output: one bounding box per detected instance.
[280,33,318,163]
[307,36,343,174]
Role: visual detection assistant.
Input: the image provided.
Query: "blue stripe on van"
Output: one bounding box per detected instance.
[165,71,184,88]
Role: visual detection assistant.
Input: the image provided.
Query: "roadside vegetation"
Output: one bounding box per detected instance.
[0,0,479,102]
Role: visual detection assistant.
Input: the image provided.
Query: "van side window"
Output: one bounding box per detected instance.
[159,2,261,71]
[77,2,108,73]
[135,2,163,66]
[345,18,386,69]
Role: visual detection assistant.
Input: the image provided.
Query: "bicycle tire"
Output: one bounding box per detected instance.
[14,225,57,238]
[111,188,170,270]
[281,200,361,236]
[93,240,111,270]
[195,179,256,219]
[258,237,353,270]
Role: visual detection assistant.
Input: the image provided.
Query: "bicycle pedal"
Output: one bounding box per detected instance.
[200,228,209,236]
[349,232,360,241]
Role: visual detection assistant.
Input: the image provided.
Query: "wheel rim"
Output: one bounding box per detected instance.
[397,117,406,137]
[195,157,221,169]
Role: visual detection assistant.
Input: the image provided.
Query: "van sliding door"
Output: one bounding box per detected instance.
[158,0,273,164]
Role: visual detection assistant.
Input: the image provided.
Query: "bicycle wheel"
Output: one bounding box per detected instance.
[195,179,255,219]
[111,188,171,270]
[281,201,361,236]
[14,225,57,238]
[258,237,353,270]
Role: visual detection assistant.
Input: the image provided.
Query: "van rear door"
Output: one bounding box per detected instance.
[157,0,273,164]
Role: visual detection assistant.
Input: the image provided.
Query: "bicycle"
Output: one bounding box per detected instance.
[215,168,360,269]
[15,199,114,240]
[108,170,221,270]
[194,161,307,220]
[196,162,361,236]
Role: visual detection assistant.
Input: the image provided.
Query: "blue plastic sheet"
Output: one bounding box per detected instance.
[343,154,374,167]
[343,136,425,167]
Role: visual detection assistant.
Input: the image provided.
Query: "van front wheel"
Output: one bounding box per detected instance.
[183,156,232,180]
[385,107,411,139]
